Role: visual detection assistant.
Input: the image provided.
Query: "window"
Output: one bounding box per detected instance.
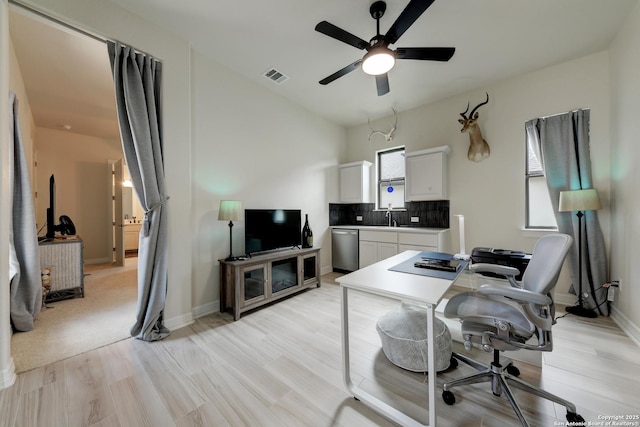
[525,134,557,228]
[377,146,405,209]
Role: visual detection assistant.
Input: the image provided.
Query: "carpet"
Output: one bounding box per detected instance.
[10,258,138,373]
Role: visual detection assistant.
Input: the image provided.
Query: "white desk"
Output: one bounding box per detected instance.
[336,250,458,427]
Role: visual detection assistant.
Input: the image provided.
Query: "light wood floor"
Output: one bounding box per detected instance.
[1,273,639,427]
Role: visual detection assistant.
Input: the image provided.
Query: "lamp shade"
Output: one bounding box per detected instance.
[558,188,602,212]
[362,47,396,76]
[218,200,243,221]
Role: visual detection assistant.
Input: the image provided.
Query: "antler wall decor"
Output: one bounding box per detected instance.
[458,93,490,162]
[368,108,398,143]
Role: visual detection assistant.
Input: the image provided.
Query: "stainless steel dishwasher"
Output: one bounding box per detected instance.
[331,228,359,272]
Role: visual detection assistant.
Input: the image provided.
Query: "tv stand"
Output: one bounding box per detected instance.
[219,247,321,320]
[38,236,84,302]
[246,245,301,258]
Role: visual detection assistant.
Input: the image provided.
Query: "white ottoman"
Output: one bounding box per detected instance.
[376,306,453,372]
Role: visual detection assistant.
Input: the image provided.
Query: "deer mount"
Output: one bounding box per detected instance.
[459,93,490,162]
[368,108,398,143]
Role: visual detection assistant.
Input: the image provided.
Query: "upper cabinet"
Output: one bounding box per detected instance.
[405,146,451,201]
[339,161,372,203]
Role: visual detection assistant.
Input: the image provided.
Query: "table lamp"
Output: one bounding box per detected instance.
[218,200,243,261]
[453,214,470,260]
[559,188,601,318]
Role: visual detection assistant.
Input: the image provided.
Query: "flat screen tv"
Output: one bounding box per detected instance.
[46,174,56,239]
[43,174,76,240]
[244,209,301,255]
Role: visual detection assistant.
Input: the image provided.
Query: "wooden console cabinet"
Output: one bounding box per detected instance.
[219,247,321,320]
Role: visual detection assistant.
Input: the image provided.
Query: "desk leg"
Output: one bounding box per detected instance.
[340,286,436,427]
[340,286,352,389]
[426,303,436,427]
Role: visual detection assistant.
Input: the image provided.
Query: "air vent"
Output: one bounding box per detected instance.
[263,68,289,85]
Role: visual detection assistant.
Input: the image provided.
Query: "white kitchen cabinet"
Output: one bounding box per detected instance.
[359,241,398,268]
[359,229,398,268]
[339,161,372,203]
[357,228,449,268]
[358,240,378,268]
[398,231,441,253]
[405,146,450,201]
[377,242,399,261]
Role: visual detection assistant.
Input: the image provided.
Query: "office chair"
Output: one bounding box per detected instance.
[442,234,585,426]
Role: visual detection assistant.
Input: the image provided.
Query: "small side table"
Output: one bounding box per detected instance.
[38,236,84,302]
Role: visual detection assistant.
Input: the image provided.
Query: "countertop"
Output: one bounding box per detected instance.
[331,225,449,234]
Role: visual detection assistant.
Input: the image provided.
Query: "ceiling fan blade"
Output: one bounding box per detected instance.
[319,59,362,85]
[384,0,435,45]
[375,74,390,96]
[315,21,369,50]
[396,47,455,61]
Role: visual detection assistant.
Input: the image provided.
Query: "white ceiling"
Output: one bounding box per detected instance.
[9,0,638,139]
[9,7,119,139]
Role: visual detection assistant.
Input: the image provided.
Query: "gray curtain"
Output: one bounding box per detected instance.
[108,41,170,341]
[9,91,42,331]
[525,110,608,315]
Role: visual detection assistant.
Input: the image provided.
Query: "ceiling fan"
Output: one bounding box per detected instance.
[315,0,455,96]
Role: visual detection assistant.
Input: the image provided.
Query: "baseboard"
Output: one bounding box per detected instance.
[164,300,222,331]
[164,311,194,332]
[553,292,577,307]
[193,300,219,319]
[84,257,111,265]
[320,265,333,276]
[611,305,640,349]
[0,357,16,390]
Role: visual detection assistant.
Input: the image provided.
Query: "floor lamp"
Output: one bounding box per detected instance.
[218,200,243,261]
[559,188,601,318]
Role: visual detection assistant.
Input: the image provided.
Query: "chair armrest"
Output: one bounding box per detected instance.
[478,284,552,306]
[470,263,520,278]
[470,263,522,288]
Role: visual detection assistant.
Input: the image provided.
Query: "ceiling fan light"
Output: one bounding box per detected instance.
[362,48,395,75]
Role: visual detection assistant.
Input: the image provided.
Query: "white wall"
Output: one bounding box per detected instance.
[190,51,345,315]
[346,51,612,304]
[609,1,640,342]
[8,35,36,189]
[35,127,122,262]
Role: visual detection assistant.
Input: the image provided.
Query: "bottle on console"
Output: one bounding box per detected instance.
[302,214,313,248]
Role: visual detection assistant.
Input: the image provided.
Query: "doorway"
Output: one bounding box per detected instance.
[8,4,139,371]
[111,159,145,264]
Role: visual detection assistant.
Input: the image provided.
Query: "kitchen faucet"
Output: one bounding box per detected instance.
[385,204,396,227]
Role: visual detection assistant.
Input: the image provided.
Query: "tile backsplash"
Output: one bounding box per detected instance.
[329,201,449,228]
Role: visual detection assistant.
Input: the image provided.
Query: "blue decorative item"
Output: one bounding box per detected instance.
[387,186,394,193]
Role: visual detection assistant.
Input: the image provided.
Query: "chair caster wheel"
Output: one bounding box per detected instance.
[566,412,585,423]
[506,365,520,377]
[442,390,455,405]
[449,357,458,369]
[441,356,459,373]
